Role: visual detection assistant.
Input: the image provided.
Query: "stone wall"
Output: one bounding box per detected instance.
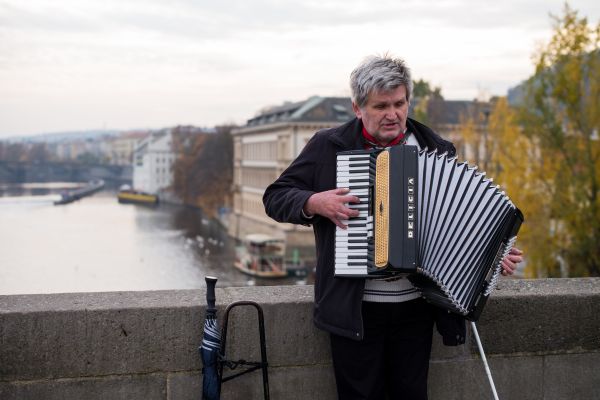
[1,278,599,399]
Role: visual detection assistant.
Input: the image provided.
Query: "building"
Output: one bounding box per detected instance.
[229,96,354,259]
[132,130,177,194]
[132,126,209,195]
[108,131,150,165]
[230,95,495,261]
[420,98,492,164]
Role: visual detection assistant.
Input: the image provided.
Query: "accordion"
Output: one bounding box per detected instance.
[335,145,524,320]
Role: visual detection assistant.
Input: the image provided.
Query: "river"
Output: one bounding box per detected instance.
[0,183,310,295]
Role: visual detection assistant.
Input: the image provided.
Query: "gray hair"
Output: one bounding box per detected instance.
[350,54,413,108]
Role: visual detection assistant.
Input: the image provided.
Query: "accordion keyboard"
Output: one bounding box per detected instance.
[335,152,374,276]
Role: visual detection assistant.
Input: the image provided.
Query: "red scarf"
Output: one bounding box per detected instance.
[362,125,405,149]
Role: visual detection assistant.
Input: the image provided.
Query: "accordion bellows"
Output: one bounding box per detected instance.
[335,145,524,320]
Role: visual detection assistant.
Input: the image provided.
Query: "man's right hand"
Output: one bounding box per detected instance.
[303,188,361,229]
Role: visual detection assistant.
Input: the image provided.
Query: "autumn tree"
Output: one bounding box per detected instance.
[171,125,234,217]
[413,79,443,99]
[411,78,443,125]
[519,4,600,276]
[482,5,599,277]
[482,97,564,277]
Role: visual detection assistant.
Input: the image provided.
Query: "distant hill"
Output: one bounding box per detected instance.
[4,130,121,143]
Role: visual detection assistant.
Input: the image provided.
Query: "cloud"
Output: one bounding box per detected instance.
[1,0,599,136]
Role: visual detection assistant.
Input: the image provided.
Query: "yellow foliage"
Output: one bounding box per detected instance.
[510,4,600,276]
[486,98,563,277]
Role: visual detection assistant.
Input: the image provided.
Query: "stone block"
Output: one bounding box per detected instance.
[543,352,600,400]
[166,372,201,400]
[429,355,544,400]
[0,292,205,380]
[167,364,336,400]
[473,278,600,355]
[0,374,166,400]
[216,294,331,368]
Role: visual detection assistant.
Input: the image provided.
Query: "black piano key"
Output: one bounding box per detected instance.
[347,232,367,237]
[347,239,367,243]
[346,185,369,190]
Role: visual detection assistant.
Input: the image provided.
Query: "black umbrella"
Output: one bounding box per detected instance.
[200,276,221,400]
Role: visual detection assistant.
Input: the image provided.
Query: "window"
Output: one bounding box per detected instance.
[241,167,278,189]
[242,141,277,161]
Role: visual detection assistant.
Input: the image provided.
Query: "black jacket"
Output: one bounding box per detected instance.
[263,117,466,344]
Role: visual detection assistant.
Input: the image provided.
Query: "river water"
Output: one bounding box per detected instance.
[0,183,310,295]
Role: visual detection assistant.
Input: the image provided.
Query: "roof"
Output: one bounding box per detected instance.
[424,99,492,125]
[243,96,491,130]
[245,96,354,127]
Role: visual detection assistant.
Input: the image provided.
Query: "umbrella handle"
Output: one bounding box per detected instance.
[205,276,218,313]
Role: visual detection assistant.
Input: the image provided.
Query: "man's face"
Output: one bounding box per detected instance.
[352,86,409,145]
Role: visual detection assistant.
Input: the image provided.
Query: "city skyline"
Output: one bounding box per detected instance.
[1,0,599,138]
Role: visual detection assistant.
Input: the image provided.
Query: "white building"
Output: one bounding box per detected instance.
[132,130,177,194]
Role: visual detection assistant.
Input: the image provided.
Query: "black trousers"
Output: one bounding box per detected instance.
[330,299,435,400]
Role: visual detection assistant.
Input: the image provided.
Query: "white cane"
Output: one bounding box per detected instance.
[471,322,500,400]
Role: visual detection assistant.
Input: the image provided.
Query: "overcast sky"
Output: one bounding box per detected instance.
[1,0,599,138]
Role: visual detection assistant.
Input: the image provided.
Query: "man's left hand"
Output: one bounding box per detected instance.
[501,247,523,276]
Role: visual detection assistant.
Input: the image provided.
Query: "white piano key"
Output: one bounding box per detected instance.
[346,190,369,196]
[335,229,368,235]
[335,236,368,241]
[335,235,368,240]
[336,265,368,269]
[337,154,371,161]
[337,176,369,182]
[335,268,368,275]
[337,164,370,169]
[334,248,368,254]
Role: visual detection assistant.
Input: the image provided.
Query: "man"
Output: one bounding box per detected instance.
[263,55,522,400]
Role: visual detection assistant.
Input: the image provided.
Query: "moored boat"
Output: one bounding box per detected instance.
[54,180,105,205]
[117,185,159,205]
[234,234,287,278]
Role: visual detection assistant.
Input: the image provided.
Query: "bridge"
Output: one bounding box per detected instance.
[0,161,132,187]
[1,278,599,399]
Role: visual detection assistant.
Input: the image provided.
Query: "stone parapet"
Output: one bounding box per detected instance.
[1,278,599,399]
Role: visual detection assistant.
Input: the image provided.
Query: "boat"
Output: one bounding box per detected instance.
[285,247,310,278]
[54,180,105,205]
[234,234,288,278]
[117,185,159,205]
